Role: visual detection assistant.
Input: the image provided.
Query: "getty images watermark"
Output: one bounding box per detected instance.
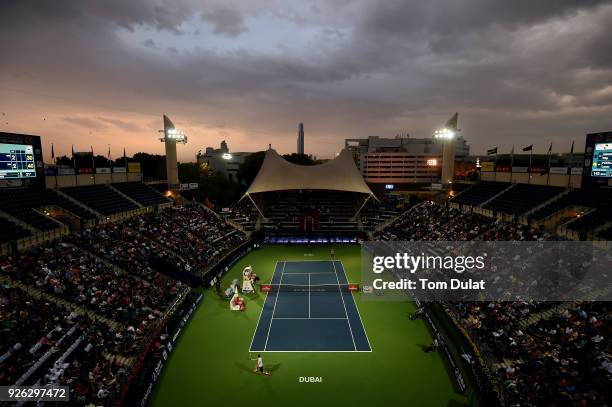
[361,241,612,302]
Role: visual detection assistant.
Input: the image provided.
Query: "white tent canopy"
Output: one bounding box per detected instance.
[242,148,375,197]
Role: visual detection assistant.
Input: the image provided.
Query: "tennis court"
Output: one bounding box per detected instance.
[250,260,371,352]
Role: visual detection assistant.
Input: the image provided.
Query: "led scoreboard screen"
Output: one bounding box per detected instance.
[0,133,45,189]
[582,131,612,188]
[591,143,612,178]
[0,143,37,179]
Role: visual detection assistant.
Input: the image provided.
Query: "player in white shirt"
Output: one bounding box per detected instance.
[252,354,271,375]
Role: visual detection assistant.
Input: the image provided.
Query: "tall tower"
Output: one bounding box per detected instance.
[434,112,459,186]
[160,115,187,190]
[297,123,305,155]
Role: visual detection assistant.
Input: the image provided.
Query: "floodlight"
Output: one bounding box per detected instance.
[434,128,455,140]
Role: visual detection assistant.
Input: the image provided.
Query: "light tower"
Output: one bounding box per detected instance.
[297,123,304,155]
[159,115,187,190]
[434,112,459,186]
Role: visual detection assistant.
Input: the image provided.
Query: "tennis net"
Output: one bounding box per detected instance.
[260,283,359,293]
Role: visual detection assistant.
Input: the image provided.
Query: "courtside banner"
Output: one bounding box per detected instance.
[361,241,611,301]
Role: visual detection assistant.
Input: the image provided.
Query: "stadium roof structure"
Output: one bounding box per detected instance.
[241,148,376,216]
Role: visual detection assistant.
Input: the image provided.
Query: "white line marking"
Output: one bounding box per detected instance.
[249,260,277,351]
[281,272,334,275]
[338,260,373,352]
[272,317,347,320]
[308,273,311,318]
[332,260,357,351]
[260,350,372,353]
[263,261,285,351]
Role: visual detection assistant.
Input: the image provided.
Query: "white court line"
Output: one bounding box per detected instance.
[273,317,347,320]
[282,272,334,275]
[308,273,311,318]
[337,260,373,352]
[332,260,357,351]
[261,350,372,353]
[263,261,285,351]
[249,260,277,351]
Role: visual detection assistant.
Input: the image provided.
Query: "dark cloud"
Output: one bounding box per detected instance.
[200,6,247,37]
[0,0,611,159]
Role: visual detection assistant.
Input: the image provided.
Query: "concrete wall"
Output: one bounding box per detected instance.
[480,172,581,188]
[45,173,143,189]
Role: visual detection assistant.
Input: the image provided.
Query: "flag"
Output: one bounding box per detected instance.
[91,146,95,169]
[71,144,76,169]
[547,142,552,153]
[123,147,126,164]
[51,143,55,159]
[487,147,498,155]
[522,145,533,152]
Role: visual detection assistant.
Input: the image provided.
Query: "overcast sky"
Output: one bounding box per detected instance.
[1,0,611,162]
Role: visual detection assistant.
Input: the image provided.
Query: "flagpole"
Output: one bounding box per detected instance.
[493,151,498,182]
[568,140,574,188]
[108,144,112,183]
[528,148,533,184]
[72,144,77,187]
[123,147,128,182]
[91,146,96,185]
[546,143,552,186]
[510,145,514,183]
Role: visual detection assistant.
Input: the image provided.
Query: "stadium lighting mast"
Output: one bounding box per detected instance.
[159,115,187,190]
[434,113,459,186]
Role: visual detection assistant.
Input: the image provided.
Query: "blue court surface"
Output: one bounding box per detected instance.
[250,260,371,352]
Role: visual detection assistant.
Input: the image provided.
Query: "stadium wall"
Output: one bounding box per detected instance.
[480,171,581,187]
[45,173,143,188]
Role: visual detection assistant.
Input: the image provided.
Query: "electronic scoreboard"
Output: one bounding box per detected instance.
[591,143,612,178]
[0,132,45,188]
[582,131,612,188]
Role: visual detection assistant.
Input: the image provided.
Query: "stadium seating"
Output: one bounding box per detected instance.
[0,188,97,232]
[0,216,30,243]
[376,201,609,406]
[598,225,612,240]
[61,185,139,215]
[0,201,246,404]
[450,181,511,206]
[483,184,565,215]
[111,182,172,206]
[529,188,612,221]
[258,190,364,234]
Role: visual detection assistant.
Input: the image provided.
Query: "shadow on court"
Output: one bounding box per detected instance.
[416,344,429,352]
[235,362,281,374]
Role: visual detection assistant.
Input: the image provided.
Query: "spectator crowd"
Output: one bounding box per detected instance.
[378,200,611,406]
[0,203,245,405]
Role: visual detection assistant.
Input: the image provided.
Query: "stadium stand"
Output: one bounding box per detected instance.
[450,181,511,206]
[376,200,609,406]
[61,185,140,215]
[529,188,612,221]
[111,182,172,206]
[598,225,612,240]
[126,205,246,271]
[0,216,30,243]
[258,190,362,234]
[0,198,247,404]
[483,184,566,216]
[359,196,401,230]
[0,189,98,226]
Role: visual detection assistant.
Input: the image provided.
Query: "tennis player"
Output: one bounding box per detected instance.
[252,354,271,376]
[330,247,335,258]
